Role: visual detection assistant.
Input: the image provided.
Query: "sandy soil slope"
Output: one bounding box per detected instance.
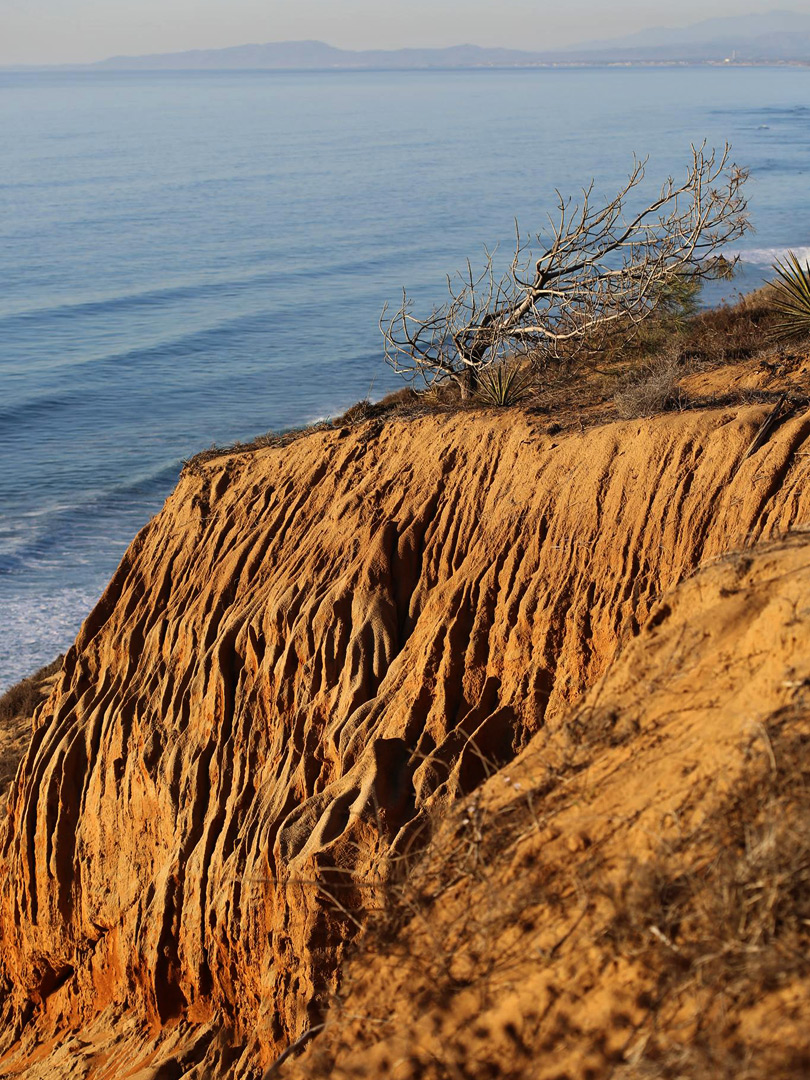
[291,531,810,1079]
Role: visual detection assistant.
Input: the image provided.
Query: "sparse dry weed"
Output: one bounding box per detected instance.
[615,354,689,419]
[605,720,810,1077]
[284,703,810,1080]
[0,657,61,725]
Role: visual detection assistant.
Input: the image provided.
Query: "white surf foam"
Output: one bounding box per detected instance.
[735,245,810,266]
[0,586,100,694]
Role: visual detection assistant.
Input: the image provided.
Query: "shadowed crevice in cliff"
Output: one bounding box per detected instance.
[2,399,810,1076]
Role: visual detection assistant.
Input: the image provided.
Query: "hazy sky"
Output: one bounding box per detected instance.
[2,0,807,66]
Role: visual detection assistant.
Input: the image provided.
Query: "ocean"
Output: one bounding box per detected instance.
[1,65,809,690]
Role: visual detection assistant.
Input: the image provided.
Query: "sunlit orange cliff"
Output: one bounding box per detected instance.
[2,330,810,1079]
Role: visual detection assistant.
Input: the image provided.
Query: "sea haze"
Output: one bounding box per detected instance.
[1,66,809,690]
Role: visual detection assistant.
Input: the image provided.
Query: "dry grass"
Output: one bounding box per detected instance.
[0,657,62,797]
[617,1041,810,1080]
[614,354,689,419]
[282,733,596,1080]
[609,724,810,988]
[288,699,810,1080]
[182,387,459,472]
[0,657,62,726]
[605,720,810,1077]
[289,806,562,1080]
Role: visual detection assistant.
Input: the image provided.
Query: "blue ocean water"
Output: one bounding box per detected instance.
[1,66,809,690]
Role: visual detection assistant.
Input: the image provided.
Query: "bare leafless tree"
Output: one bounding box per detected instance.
[381,144,749,394]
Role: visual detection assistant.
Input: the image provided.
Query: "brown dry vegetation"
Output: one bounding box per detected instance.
[0,659,61,798]
[185,289,809,471]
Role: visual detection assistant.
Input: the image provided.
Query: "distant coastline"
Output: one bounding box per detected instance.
[8,13,810,72]
[5,59,810,73]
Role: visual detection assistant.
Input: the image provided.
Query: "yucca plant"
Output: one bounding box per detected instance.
[769,251,810,340]
[475,361,535,407]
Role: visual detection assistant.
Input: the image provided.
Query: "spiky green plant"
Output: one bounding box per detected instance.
[475,361,535,407]
[769,251,810,340]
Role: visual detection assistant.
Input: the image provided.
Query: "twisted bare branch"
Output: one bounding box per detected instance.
[381,145,749,393]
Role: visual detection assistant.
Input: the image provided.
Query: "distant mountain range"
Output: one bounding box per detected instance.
[11,11,810,70]
[562,10,810,63]
[90,42,544,71]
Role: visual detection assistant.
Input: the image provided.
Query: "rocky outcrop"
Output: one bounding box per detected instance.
[2,399,810,1077]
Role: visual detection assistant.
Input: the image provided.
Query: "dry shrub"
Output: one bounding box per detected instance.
[0,657,62,797]
[681,286,783,365]
[334,387,421,425]
[185,285,801,479]
[185,282,803,479]
[0,657,62,725]
[616,286,785,384]
[615,354,689,419]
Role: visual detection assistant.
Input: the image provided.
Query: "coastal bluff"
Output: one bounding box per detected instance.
[2,390,810,1078]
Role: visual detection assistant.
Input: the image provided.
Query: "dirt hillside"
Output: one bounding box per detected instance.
[1,368,809,1077]
[292,530,810,1079]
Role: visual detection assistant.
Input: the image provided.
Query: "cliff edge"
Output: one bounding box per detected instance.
[1,372,810,1077]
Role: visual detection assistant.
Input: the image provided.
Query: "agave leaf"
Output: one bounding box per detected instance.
[476,361,535,407]
[769,252,810,341]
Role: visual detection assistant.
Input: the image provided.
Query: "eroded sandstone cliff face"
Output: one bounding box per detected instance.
[1,400,810,1077]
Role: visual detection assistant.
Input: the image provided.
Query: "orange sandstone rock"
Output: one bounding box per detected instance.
[1,400,809,1077]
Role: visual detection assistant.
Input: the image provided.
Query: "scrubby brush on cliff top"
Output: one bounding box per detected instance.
[185,284,808,472]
